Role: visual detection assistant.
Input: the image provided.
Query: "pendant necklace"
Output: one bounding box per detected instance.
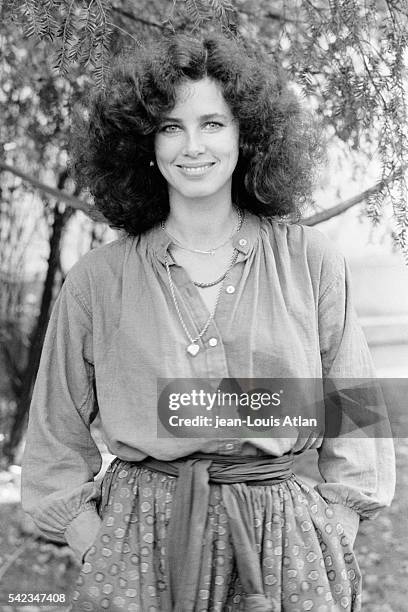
[165,249,238,356]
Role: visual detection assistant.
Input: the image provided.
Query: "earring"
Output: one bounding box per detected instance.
[149,160,155,167]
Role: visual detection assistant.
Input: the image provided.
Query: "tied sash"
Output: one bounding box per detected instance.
[141,453,294,612]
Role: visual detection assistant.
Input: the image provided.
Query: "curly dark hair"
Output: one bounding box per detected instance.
[70,32,323,235]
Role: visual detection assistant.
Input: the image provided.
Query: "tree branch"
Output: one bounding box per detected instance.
[0,162,106,223]
[111,6,169,30]
[1,162,401,228]
[107,21,142,45]
[264,9,302,24]
[238,7,302,24]
[303,172,400,226]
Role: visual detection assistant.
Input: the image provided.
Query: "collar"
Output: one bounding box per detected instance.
[145,210,261,265]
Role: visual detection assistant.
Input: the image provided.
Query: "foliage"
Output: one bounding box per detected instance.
[0,12,109,458]
[0,10,105,276]
[244,0,408,255]
[278,0,408,254]
[0,20,75,400]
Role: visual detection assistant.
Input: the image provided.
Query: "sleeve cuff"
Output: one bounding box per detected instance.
[64,505,102,563]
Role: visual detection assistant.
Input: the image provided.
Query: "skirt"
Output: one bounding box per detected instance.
[70,458,362,612]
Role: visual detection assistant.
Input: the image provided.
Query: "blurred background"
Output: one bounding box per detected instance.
[1,1,407,611]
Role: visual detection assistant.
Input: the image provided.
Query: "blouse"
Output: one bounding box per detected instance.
[21,212,395,561]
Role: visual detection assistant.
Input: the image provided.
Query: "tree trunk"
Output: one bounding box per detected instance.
[5,172,74,462]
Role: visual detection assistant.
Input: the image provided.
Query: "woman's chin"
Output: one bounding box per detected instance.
[169,182,232,203]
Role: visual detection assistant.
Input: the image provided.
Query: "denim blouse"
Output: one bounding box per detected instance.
[21,213,395,560]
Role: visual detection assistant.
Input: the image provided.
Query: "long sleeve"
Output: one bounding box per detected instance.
[21,275,103,562]
[315,247,395,521]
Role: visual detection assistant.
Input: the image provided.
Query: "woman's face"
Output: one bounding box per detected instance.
[154,77,239,204]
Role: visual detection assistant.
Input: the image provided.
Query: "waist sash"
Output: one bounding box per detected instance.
[141,452,294,612]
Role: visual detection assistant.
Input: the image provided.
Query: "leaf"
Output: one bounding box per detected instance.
[208,0,235,24]
[91,28,111,89]
[67,36,83,63]
[21,0,41,38]
[78,7,96,34]
[185,0,209,30]
[53,0,77,76]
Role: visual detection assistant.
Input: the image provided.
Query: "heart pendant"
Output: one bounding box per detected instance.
[187,343,200,356]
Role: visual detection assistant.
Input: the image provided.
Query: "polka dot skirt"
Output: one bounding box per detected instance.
[70,459,361,611]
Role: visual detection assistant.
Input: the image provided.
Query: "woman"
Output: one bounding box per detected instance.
[22,33,395,611]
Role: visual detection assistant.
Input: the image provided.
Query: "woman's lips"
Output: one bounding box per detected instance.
[176,162,216,176]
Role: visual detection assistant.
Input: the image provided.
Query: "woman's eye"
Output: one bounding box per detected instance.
[203,121,223,130]
[160,124,181,134]
[159,121,224,134]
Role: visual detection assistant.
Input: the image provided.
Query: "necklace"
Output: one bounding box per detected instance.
[161,208,243,256]
[192,249,239,288]
[165,249,238,356]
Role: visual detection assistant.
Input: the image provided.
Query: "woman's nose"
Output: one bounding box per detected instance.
[182,129,205,157]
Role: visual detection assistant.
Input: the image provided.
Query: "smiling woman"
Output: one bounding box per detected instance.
[69,33,322,235]
[21,31,395,612]
[154,78,239,205]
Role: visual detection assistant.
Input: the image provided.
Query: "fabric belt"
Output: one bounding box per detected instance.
[140,452,294,612]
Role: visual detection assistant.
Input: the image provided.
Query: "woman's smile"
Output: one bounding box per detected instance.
[175,161,217,177]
